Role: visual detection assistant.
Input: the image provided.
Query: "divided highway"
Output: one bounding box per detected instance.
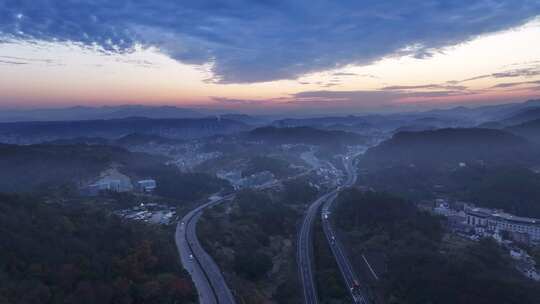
[298,154,373,304]
[176,195,236,304]
[321,156,371,304]
[176,174,307,304]
[297,190,337,304]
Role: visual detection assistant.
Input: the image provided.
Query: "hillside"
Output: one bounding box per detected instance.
[0,194,196,304]
[501,107,540,126]
[114,133,184,146]
[247,126,365,147]
[362,128,534,168]
[45,133,183,147]
[506,119,540,143]
[0,144,227,201]
[358,129,540,214]
[0,144,143,192]
[333,189,540,304]
[0,117,249,144]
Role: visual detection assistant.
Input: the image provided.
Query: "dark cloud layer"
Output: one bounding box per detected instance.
[1,1,539,83]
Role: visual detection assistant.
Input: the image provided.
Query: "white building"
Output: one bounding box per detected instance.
[89,180,122,192]
[465,206,540,245]
[137,179,157,192]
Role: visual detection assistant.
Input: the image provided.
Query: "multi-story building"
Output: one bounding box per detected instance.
[465,206,540,245]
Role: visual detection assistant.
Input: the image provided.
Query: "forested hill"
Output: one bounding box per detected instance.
[506,119,540,144]
[0,143,227,201]
[0,143,163,193]
[0,194,197,304]
[362,128,535,168]
[333,190,540,303]
[247,126,365,147]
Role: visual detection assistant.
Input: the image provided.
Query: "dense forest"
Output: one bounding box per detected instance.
[358,128,540,216]
[0,194,196,304]
[333,189,540,304]
[242,155,295,178]
[0,143,144,192]
[361,128,536,169]
[359,162,540,218]
[198,181,318,304]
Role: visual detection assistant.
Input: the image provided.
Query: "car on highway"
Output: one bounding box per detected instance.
[351,279,362,295]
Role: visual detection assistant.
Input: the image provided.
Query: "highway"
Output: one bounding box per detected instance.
[321,155,373,304]
[297,190,337,304]
[175,194,237,304]
[176,173,309,304]
[298,152,374,304]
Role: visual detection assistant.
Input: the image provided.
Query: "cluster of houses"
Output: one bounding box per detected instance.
[427,199,540,281]
[114,202,175,225]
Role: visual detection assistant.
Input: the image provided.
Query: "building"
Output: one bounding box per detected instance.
[465,206,540,245]
[137,179,157,193]
[83,179,129,196]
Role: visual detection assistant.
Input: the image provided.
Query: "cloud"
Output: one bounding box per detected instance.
[491,67,540,78]
[322,83,339,88]
[0,55,59,65]
[332,72,379,79]
[491,80,540,88]
[292,90,400,105]
[1,1,539,83]
[211,96,272,106]
[113,58,156,68]
[0,59,27,65]
[290,88,477,107]
[381,84,468,91]
[332,72,358,76]
[461,66,540,82]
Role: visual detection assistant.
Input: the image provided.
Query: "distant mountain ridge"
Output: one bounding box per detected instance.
[425,99,540,124]
[0,105,208,122]
[500,107,540,126]
[0,117,250,144]
[506,119,540,144]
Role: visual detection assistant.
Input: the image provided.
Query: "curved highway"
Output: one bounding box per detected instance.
[176,172,310,304]
[176,194,237,304]
[298,152,374,304]
[297,190,336,304]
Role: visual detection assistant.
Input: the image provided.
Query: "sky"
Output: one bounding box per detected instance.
[0,1,540,114]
